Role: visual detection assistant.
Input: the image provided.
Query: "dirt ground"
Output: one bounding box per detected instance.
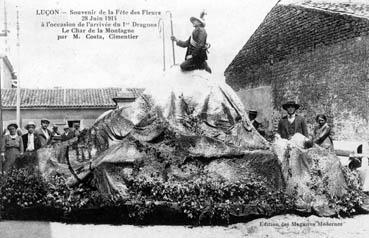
[1,214,369,238]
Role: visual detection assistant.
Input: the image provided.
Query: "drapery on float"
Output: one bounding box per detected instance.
[1,67,363,224]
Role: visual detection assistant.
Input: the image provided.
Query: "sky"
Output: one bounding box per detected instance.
[1,0,279,89]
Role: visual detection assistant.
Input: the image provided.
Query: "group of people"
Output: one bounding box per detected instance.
[249,100,334,151]
[0,118,81,173]
[277,101,333,151]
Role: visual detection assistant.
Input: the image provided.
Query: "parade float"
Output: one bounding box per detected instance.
[1,67,369,225]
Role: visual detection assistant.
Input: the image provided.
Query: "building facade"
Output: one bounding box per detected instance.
[225,0,369,141]
[1,87,140,132]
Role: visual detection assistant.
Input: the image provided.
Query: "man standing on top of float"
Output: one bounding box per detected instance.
[171,11,212,73]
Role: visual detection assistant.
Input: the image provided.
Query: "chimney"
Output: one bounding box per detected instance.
[112,89,137,109]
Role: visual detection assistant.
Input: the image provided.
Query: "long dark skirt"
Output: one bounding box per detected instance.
[3,148,21,172]
[15,151,38,169]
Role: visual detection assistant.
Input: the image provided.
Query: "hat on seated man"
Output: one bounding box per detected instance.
[277,100,308,140]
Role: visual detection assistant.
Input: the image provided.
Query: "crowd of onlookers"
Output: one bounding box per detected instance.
[0,118,81,174]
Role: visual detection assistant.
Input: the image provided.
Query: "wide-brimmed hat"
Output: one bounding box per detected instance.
[190,11,206,27]
[7,123,18,130]
[25,121,36,129]
[41,118,50,124]
[282,101,300,110]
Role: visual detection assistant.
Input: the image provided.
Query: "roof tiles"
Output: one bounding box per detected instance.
[285,1,369,19]
[225,1,369,77]
[1,88,143,109]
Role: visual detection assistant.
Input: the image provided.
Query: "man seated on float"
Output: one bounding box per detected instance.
[248,110,265,137]
[275,101,312,149]
[171,11,211,73]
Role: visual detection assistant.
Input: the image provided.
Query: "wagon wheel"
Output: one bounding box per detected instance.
[65,145,85,184]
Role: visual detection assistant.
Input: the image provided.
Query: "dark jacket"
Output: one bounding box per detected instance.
[176,26,208,62]
[61,131,75,141]
[22,133,42,151]
[277,115,308,139]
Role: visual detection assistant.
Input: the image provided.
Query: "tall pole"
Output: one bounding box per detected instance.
[166,11,176,66]
[0,60,2,159]
[0,0,9,172]
[0,0,9,38]
[0,0,10,162]
[16,6,21,127]
[158,18,166,71]
[0,60,2,173]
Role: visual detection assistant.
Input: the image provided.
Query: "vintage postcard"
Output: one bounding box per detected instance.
[1,0,369,237]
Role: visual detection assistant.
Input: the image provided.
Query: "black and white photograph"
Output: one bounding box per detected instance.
[1,0,369,237]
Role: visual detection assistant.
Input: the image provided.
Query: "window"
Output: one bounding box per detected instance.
[67,120,81,128]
